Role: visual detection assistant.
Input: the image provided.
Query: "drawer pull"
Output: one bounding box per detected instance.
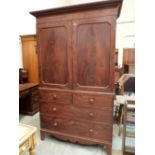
[70,121,75,125]
[89,98,95,103]
[52,107,57,111]
[53,94,57,100]
[33,98,38,102]
[89,112,94,117]
[53,122,58,127]
[89,129,94,133]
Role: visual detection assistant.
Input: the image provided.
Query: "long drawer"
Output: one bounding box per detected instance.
[40,114,112,142]
[40,102,112,124]
[40,90,72,104]
[73,93,114,109]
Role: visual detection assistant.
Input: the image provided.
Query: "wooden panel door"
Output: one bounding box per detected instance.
[73,17,115,92]
[38,21,72,89]
[21,35,39,83]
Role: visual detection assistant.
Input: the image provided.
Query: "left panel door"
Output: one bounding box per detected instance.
[38,21,72,89]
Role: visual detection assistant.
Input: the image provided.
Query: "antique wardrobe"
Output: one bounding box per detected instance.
[30,0,123,154]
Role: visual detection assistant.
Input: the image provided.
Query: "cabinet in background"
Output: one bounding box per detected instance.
[123,48,135,74]
[20,35,39,83]
[123,48,135,65]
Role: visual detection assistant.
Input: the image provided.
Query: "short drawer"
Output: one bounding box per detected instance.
[40,102,72,117]
[73,93,114,109]
[32,102,39,110]
[40,114,112,142]
[30,86,39,96]
[31,96,39,103]
[31,90,39,97]
[20,90,30,98]
[40,90,72,104]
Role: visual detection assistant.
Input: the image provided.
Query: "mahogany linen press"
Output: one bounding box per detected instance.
[30,0,123,154]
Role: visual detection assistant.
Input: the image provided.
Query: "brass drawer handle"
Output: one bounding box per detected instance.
[89,98,95,103]
[89,129,94,133]
[52,107,57,111]
[33,98,38,101]
[53,122,58,127]
[89,112,94,117]
[53,94,57,100]
[70,121,75,125]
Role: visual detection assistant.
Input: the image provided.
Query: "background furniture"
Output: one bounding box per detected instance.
[19,83,39,115]
[30,1,123,155]
[115,49,119,66]
[124,76,135,94]
[122,100,135,155]
[20,35,39,83]
[114,66,124,83]
[19,68,29,84]
[114,67,124,95]
[114,48,124,95]
[123,48,135,74]
[117,74,135,95]
[19,123,37,155]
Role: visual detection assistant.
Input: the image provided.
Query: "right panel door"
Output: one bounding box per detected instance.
[73,17,115,92]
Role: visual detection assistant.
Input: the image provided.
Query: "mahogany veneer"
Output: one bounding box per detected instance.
[30,1,123,155]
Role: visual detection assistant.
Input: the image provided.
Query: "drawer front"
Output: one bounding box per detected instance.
[31,96,39,103]
[31,95,39,110]
[40,90,72,104]
[40,114,112,142]
[20,90,30,98]
[40,102,73,117]
[73,93,114,109]
[40,102,112,123]
[32,102,39,110]
[72,106,113,124]
[31,86,39,96]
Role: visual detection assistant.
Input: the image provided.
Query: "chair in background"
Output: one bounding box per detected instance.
[117,74,135,95]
